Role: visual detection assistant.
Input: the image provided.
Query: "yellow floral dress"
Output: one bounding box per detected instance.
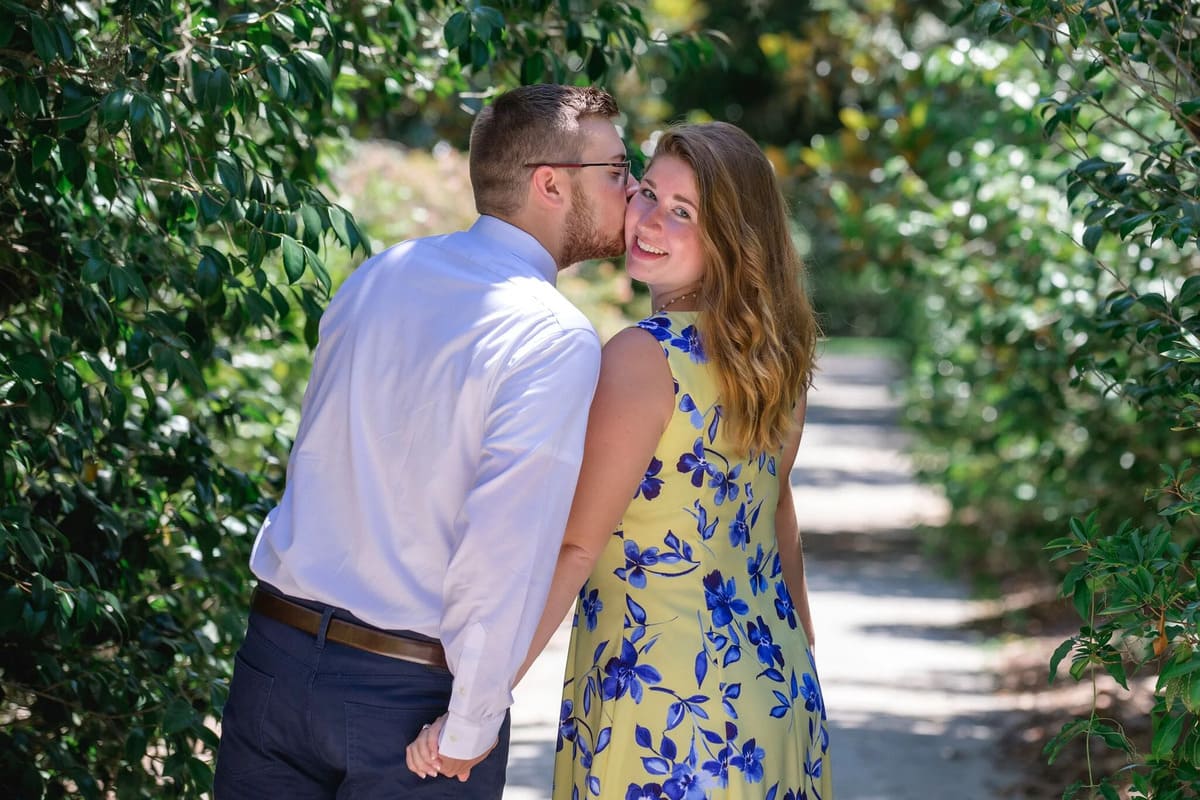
[552,311,833,800]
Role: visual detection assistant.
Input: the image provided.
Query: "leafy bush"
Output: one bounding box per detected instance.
[804,0,1199,794]
[0,2,718,795]
[967,1,1200,795]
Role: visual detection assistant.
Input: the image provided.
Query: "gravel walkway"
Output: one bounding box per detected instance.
[503,350,1016,799]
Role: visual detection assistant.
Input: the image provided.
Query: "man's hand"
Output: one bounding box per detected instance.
[404,714,497,782]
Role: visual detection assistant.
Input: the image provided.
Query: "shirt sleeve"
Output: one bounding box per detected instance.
[436,324,601,760]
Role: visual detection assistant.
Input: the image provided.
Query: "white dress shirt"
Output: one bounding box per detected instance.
[250,215,601,759]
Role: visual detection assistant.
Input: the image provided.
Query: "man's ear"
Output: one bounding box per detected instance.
[528,166,568,211]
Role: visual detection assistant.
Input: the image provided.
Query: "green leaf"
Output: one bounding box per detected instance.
[227,12,262,26]
[196,253,222,298]
[10,351,52,382]
[470,37,490,70]
[293,50,332,97]
[82,257,109,284]
[1072,575,1092,620]
[216,152,245,198]
[1161,348,1200,364]
[1067,14,1087,44]
[247,229,267,267]
[521,52,546,85]
[100,88,132,130]
[445,12,471,49]
[300,204,322,249]
[14,525,47,566]
[306,249,331,294]
[1049,638,1075,683]
[1158,655,1200,685]
[472,6,505,40]
[55,364,80,402]
[265,62,293,100]
[587,46,607,80]
[1102,656,1128,690]
[282,237,305,283]
[1151,711,1185,760]
[1082,225,1103,252]
[327,206,352,249]
[162,697,194,735]
[1180,275,1200,306]
[30,14,58,63]
[973,1,1002,28]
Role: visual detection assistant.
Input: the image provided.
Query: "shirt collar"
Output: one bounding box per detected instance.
[471,215,558,285]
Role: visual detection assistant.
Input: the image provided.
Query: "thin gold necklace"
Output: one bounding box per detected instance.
[655,289,700,314]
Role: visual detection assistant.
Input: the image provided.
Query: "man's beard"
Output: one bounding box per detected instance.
[558,184,625,267]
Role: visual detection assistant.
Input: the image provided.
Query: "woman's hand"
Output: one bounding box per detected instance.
[405,714,445,779]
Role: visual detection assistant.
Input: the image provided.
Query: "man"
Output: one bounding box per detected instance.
[214,84,636,798]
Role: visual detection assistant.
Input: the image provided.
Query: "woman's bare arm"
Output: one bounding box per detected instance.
[774,392,816,647]
[513,327,673,685]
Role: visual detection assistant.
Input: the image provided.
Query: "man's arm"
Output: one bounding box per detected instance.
[513,326,673,685]
[435,325,601,763]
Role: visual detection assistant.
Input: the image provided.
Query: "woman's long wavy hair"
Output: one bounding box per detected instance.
[653,122,820,456]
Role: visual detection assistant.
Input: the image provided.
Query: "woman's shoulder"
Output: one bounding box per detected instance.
[601,322,670,369]
[591,324,675,430]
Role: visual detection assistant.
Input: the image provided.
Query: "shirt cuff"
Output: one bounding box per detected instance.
[437,709,505,761]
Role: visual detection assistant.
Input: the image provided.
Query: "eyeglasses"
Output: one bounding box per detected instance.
[524,160,632,183]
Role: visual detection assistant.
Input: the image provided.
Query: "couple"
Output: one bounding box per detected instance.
[215,84,831,800]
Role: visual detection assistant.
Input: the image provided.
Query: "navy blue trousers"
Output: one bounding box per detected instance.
[214,599,510,799]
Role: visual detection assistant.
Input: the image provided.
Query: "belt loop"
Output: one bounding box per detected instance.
[315,607,334,649]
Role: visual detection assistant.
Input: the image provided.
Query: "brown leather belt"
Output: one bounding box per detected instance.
[251,589,448,671]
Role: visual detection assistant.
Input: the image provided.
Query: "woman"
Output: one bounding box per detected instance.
[410,122,831,799]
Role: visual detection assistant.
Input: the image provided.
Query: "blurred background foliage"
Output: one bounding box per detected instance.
[1,0,1197,796]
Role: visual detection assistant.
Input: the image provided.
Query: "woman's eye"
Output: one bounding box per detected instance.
[673,207,691,219]
[641,188,656,200]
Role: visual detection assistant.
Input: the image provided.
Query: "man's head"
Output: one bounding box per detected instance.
[469,85,635,267]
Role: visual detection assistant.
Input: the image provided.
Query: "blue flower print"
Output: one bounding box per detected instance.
[558,699,577,751]
[678,393,705,429]
[602,638,662,703]
[701,745,732,789]
[804,749,824,787]
[747,616,783,668]
[747,545,768,595]
[729,502,751,549]
[638,316,674,342]
[731,738,766,783]
[687,500,718,541]
[677,438,714,488]
[774,580,798,629]
[616,538,659,588]
[637,457,665,500]
[800,672,825,715]
[580,588,603,631]
[664,761,707,800]
[707,404,722,444]
[709,463,741,505]
[670,324,706,363]
[626,783,666,800]
[703,570,749,627]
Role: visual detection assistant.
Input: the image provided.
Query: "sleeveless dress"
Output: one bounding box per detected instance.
[552,311,833,800]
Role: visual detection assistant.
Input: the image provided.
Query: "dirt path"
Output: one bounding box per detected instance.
[503,350,1018,799]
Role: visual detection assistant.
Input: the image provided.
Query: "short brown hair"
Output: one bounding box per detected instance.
[653,122,820,455]
[469,85,620,216]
